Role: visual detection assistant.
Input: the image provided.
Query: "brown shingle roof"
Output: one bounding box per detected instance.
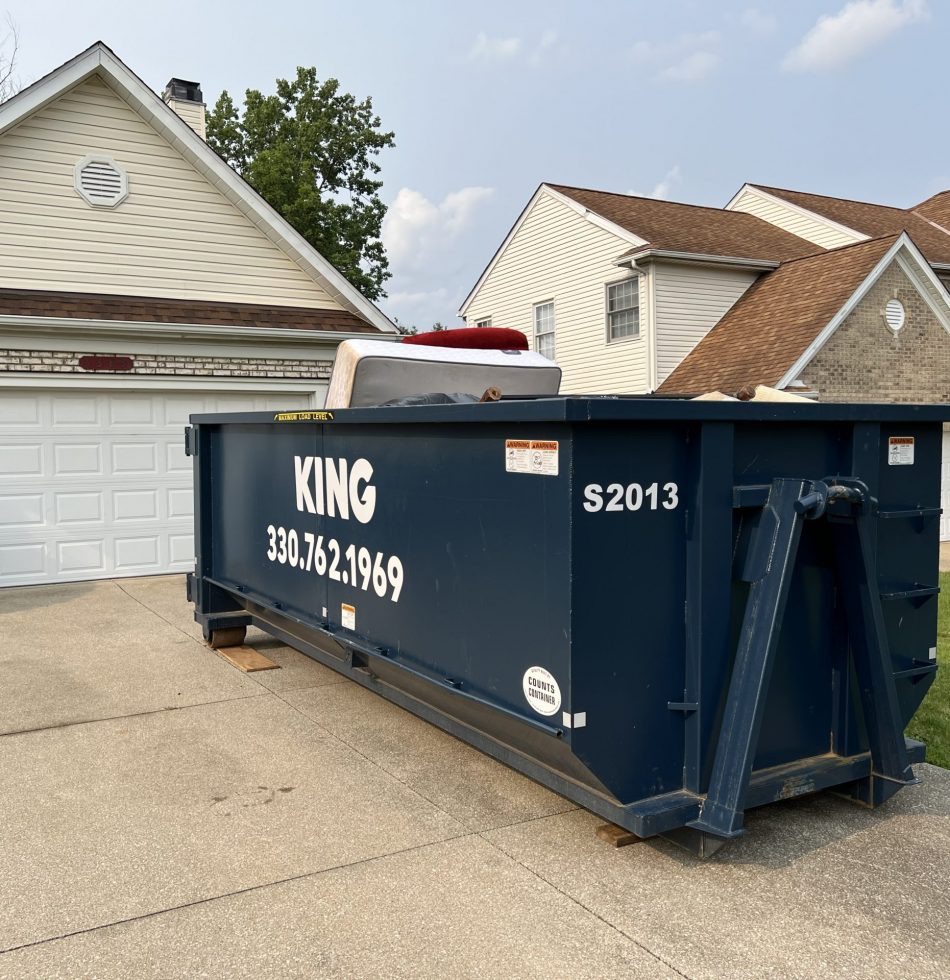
[657,235,898,396]
[913,190,950,233]
[750,184,950,266]
[0,289,380,332]
[547,184,818,262]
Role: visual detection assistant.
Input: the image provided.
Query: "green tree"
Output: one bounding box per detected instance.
[206,68,395,300]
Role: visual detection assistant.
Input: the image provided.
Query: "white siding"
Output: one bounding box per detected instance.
[729,187,862,251]
[465,191,649,394]
[653,262,759,385]
[0,75,341,309]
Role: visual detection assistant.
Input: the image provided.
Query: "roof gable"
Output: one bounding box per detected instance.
[0,42,394,332]
[746,184,950,268]
[547,184,818,263]
[657,234,938,395]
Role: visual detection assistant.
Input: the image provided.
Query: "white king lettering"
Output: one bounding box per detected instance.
[294,456,376,524]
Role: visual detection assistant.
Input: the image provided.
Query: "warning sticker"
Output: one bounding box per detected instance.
[522,666,562,716]
[888,436,915,466]
[341,603,356,631]
[505,439,559,476]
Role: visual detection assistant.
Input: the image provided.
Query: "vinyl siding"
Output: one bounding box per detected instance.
[465,190,649,394]
[165,98,206,139]
[0,75,341,308]
[653,262,759,385]
[729,187,862,250]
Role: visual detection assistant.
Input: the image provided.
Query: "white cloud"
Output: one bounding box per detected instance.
[630,30,721,83]
[658,51,720,82]
[382,186,494,273]
[740,8,778,35]
[630,165,683,201]
[782,0,929,73]
[529,30,559,67]
[469,32,521,62]
[381,186,495,329]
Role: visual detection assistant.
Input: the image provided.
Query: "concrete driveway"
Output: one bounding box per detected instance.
[1,576,948,979]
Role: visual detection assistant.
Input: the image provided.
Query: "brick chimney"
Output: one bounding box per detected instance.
[162,78,206,139]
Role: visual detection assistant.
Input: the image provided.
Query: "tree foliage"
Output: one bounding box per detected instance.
[206,68,395,300]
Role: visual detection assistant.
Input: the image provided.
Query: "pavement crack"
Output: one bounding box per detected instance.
[479,833,695,980]
[0,832,479,957]
[0,692,270,740]
[113,581,205,646]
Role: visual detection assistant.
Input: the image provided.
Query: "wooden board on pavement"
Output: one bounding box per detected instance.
[213,645,280,672]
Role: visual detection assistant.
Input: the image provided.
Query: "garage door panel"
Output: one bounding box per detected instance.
[169,533,194,565]
[1,444,42,475]
[54,443,102,475]
[58,539,106,574]
[56,491,104,524]
[114,489,159,521]
[0,542,45,577]
[52,397,100,426]
[114,534,161,571]
[167,487,193,518]
[0,387,315,585]
[0,493,43,526]
[166,442,190,473]
[109,398,155,425]
[0,394,40,425]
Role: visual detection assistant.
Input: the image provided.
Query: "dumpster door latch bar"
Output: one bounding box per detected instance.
[690,475,911,843]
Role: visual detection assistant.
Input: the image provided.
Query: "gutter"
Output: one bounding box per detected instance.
[614,248,781,271]
[0,315,401,345]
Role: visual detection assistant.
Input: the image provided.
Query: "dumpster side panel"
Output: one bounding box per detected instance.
[210,423,325,620]
[318,421,574,719]
[570,422,689,803]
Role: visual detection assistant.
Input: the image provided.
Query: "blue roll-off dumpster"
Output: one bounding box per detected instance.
[186,397,947,856]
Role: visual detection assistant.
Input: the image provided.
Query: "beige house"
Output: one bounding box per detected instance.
[0,42,396,587]
[460,181,950,538]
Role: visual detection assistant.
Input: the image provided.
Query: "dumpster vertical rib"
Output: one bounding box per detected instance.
[683,420,735,794]
[830,510,916,797]
[688,478,809,840]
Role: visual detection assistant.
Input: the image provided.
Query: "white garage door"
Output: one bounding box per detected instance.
[0,388,309,587]
[943,430,950,542]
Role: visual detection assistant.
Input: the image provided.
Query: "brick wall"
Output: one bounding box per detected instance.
[0,349,332,380]
[803,264,950,403]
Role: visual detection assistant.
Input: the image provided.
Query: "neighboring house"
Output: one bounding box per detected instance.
[0,42,396,588]
[460,181,950,539]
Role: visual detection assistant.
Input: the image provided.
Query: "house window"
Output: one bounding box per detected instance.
[606,279,639,341]
[533,302,555,359]
[475,317,492,328]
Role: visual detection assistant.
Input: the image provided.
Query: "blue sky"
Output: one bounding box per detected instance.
[8,0,947,328]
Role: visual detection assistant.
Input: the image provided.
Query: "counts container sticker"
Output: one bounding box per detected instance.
[522,666,562,716]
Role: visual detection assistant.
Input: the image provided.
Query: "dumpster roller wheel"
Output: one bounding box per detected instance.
[207,625,247,649]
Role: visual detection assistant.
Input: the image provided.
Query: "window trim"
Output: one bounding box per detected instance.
[532,300,555,359]
[474,316,493,328]
[604,277,641,344]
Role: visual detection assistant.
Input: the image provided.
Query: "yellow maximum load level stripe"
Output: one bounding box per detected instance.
[274,411,335,422]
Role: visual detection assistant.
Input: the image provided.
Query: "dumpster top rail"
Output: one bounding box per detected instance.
[189,395,950,426]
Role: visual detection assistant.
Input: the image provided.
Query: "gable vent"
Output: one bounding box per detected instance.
[884,298,905,332]
[74,154,129,208]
